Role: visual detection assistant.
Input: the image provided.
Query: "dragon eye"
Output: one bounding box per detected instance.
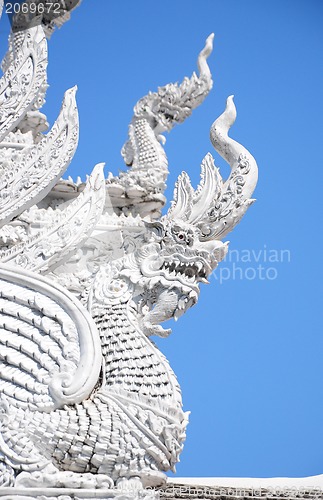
[178,233,185,240]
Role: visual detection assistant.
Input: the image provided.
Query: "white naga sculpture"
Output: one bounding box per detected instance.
[0,0,258,492]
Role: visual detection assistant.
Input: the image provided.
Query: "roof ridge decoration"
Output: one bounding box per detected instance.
[0,3,258,495]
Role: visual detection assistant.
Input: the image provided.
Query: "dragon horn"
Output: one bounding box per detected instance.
[168,97,258,238]
[191,96,258,239]
[210,95,258,200]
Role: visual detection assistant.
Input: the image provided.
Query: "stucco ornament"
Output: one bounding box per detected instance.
[0,4,258,496]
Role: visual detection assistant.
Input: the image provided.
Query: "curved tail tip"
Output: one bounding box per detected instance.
[225,95,237,124]
[210,95,237,139]
[202,33,214,56]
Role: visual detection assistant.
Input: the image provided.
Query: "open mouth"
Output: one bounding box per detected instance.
[140,254,211,295]
[159,259,209,284]
[138,254,211,334]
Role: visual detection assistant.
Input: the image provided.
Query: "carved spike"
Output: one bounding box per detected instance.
[188,152,223,224]
[167,172,194,221]
[0,86,79,228]
[0,26,47,142]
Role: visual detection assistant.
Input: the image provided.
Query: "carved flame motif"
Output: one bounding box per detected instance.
[0,6,257,491]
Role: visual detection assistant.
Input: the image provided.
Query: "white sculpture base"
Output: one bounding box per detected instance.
[0,487,158,500]
[1,476,323,500]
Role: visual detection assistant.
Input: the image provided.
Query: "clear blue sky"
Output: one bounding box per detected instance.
[1,0,323,479]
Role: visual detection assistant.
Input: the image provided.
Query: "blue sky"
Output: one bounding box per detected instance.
[1,0,323,479]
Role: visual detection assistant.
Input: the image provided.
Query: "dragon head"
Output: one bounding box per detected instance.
[92,96,258,339]
[117,215,226,337]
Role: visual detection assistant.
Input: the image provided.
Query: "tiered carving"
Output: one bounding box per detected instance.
[0,26,47,142]
[0,86,79,226]
[0,4,258,494]
[106,34,214,219]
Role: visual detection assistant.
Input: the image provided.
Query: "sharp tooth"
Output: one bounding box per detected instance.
[200,278,210,284]
[174,308,185,321]
[197,262,203,272]
[178,298,186,309]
